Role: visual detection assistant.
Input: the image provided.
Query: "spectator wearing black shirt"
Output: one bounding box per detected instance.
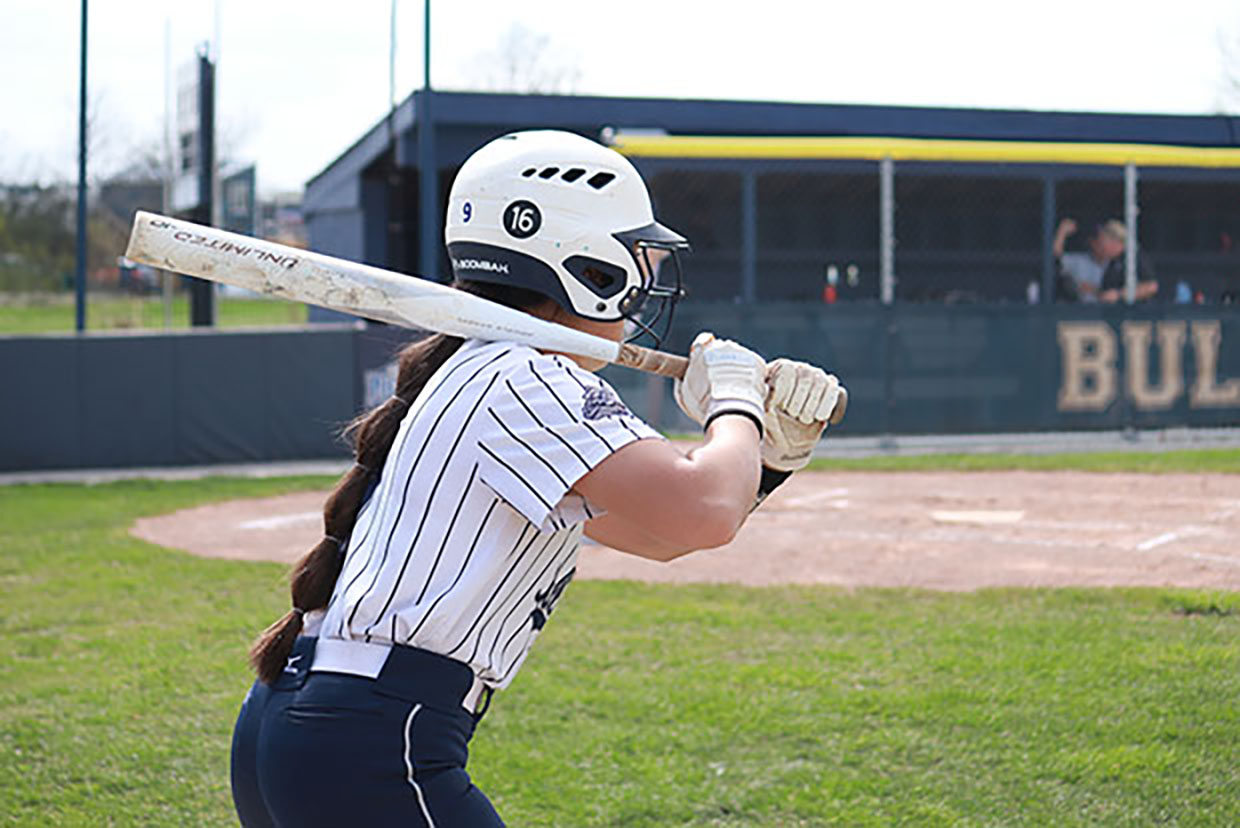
[1053,218,1158,303]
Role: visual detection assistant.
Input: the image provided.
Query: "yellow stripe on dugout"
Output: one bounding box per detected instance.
[609,134,1240,169]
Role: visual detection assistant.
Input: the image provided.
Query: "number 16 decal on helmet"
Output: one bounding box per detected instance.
[445,130,689,346]
[503,200,542,239]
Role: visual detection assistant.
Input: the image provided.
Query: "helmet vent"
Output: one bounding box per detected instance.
[587,172,616,190]
[521,168,537,177]
[538,167,561,179]
[561,168,586,182]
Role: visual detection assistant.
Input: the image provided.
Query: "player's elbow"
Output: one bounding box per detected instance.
[694,501,747,549]
[655,498,746,556]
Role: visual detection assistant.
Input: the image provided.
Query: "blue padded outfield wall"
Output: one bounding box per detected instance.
[657,304,1240,436]
[2,307,1239,472]
[2,327,359,472]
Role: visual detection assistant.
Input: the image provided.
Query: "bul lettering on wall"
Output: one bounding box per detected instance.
[1057,322,1117,412]
[1189,321,1240,407]
[1057,320,1239,413]
[1121,321,1185,411]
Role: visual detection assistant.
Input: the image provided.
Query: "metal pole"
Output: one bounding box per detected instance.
[1124,162,1138,305]
[879,156,895,304]
[161,16,174,328]
[1040,177,1056,304]
[878,156,897,446]
[210,1,223,231]
[189,50,216,326]
[385,0,402,273]
[74,0,88,332]
[417,0,439,280]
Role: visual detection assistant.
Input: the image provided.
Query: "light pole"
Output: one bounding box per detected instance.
[75,0,88,332]
[417,0,438,280]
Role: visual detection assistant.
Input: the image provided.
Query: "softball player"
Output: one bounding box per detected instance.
[229,130,842,827]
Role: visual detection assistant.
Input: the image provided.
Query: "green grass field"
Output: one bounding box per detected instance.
[0,294,308,334]
[2,457,1238,826]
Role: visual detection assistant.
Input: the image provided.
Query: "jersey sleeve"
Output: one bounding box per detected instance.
[475,354,662,530]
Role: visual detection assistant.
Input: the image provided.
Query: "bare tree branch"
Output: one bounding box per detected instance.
[462,24,582,95]
[1218,25,1240,113]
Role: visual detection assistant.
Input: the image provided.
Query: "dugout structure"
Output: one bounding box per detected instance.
[609,133,1240,306]
[300,91,1240,308]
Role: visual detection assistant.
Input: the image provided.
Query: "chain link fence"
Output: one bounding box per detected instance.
[638,149,1240,309]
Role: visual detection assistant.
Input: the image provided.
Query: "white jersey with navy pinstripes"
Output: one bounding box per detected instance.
[317,339,662,690]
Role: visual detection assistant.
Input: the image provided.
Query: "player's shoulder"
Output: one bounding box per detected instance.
[525,349,615,394]
[483,341,584,383]
[486,344,637,417]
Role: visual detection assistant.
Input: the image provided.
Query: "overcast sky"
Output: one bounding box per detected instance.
[2,0,1238,194]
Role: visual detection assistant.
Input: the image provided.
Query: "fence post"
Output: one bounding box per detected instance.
[880,156,895,305]
[1041,177,1057,303]
[879,157,896,446]
[1125,162,1138,305]
[879,303,896,447]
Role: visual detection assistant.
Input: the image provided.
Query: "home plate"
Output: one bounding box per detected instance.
[930,510,1025,525]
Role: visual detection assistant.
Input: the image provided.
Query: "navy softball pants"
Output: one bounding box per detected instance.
[230,637,504,827]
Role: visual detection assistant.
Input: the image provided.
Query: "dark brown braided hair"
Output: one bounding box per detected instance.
[249,281,551,684]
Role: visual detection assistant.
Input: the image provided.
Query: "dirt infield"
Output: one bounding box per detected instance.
[130,471,1240,591]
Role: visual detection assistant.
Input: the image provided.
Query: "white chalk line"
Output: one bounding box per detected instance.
[238,511,321,530]
[779,488,850,509]
[930,510,1025,525]
[753,523,1240,570]
[1135,532,1182,552]
[1134,525,1217,552]
[1135,532,1180,552]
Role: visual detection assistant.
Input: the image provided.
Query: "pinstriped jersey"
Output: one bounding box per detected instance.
[315,339,662,689]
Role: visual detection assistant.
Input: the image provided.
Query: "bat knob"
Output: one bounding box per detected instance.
[829,387,849,426]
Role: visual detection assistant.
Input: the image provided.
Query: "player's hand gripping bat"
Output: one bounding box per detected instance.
[124,211,847,424]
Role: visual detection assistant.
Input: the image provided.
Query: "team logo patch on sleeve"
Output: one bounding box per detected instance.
[581,386,630,421]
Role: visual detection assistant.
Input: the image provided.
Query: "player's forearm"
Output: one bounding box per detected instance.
[681,415,762,538]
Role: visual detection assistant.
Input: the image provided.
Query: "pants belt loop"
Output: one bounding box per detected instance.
[473,686,495,721]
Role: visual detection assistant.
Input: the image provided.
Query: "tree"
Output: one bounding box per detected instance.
[1219,24,1240,112]
[0,185,76,292]
[462,24,582,95]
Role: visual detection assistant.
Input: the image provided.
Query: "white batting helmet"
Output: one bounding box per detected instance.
[445,130,688,330]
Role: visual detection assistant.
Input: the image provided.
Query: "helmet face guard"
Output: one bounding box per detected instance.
[614,226,689,348]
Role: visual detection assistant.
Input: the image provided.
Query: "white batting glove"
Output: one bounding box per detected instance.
[674,332,767,433]
[760,359,844,472]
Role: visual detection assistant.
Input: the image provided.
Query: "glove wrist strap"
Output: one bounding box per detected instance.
[704,408,764,438]
[751,465,793,512]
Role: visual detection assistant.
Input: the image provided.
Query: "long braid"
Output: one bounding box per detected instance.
[247,282,550,684]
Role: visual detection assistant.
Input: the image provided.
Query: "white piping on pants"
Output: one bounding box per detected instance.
[404,703,437,827]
